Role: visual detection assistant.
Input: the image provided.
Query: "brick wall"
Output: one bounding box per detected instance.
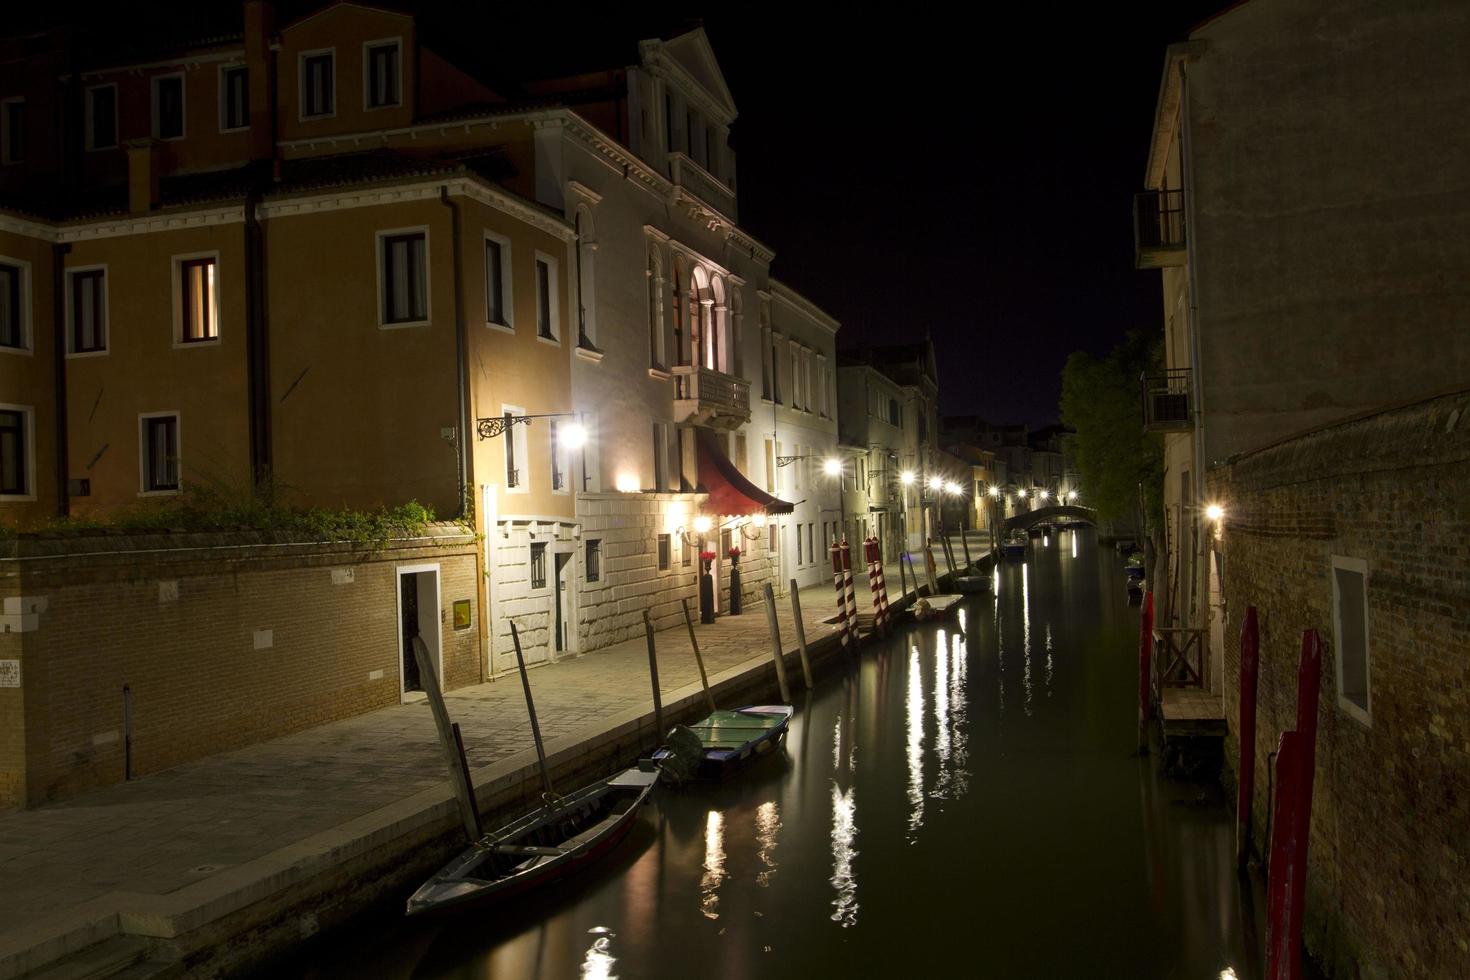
[1212,389,1470,979]
[0,527,481,809]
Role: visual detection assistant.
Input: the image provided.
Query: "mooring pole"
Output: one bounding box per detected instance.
[761,582,792,703]
[679,598,716,713]
[450,722,483,839]
[1137,590,1155,753]
[641,610,666,737]
[509,622,554,799]
[1237,606,1261,870]
[413,635,484,843]
[960,525,973,568]
[789,578,814,689]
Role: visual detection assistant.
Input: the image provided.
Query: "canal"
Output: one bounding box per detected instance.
[287,528,1266,979]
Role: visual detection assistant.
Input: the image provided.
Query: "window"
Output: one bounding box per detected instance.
[67,268,107,354]
[759,324,772,400]
[735,432,747,475]
[771,332,782,403]
[220,66,248,131]
[365,41,401,109]
[380,230,427,325]
[2,98,24,164]
[790,346,801,409]
[574,207,597,348]
[808,524,815,566]
[664,91,675,152]
[0,407,30,497]
[550,420,565,492]
[657,534,671,571]
[652,422,667,491]
[484,233,511,328]
[682,535,691,567]
[586,539,601,583]
[1332,555,1372,724]
[769,523,780,556]
[530,542,547,589]
[647,246,664,369]
[889,398,900,426]
[152,75,184,140]
[535,255,558,341]
[85,86,117,150]
[502,405,528,491]
[177,256,219,343]
[0,260,26,350]
[300,51,335,118]
[140,413,180,493]
[764,438,775,493]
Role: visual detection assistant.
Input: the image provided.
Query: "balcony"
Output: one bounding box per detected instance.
[673,364,751,430]
[1141,368,1193,432]
[1134,189,1186,268]
[670,152,737,226]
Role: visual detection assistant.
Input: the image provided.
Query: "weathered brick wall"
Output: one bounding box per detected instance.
[1212,389,1470,980]
[0,527,480,809]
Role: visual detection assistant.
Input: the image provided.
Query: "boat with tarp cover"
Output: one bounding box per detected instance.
[652,705,793,781]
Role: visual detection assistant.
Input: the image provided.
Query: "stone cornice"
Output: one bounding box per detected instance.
[770,280,839,334]
[60,206,245,242]
[0,211,59,242]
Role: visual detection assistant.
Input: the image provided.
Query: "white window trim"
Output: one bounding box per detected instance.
[171,250,222,348]
[0,255,33,355]
[1331,554,1373,727]
[528,540,550,593]
[84,84,118,151]
[218,64,250,134]
[362,37,403,111]
[0,402,37,502]
[482,229,514,332]
[150,73,186,141]
[533,250,561,346]
[375,226,431,329]
[138,410,182,497]
[64,264,110,359]
[1,97,23,165]
[394,562,442,699]
[298,48,337,121]
[503,402,528,495]
[550,418,570,497]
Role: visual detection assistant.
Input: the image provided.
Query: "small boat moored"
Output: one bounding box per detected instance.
[1001,530,1029,557]
[652,705,793,782]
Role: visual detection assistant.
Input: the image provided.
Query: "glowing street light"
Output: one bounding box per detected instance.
[1205,503,1225,522]
[823,458,843,477]
[927,475,943,491]
[1039,489,1051,500]
[693,515,713,535]
[901,470,915,485]
[945,481,960,495]
[988,486,1001,498]
[1066,490,1078,502]
[561,422,588,450]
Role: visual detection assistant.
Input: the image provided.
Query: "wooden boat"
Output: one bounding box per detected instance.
[1001,530,1028,557]
[652,705,793,781]
[1125,553,1146,580]
[913,593,964,620]
[952,571,992,593]
[406,766,658,916]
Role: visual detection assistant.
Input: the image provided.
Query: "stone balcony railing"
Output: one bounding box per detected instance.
[670,152,737,222]
[673,364,751,431]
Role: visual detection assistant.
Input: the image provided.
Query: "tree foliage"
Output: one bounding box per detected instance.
[1059,330,1165,529]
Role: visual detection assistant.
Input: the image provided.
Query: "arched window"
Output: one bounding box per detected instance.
[671,257,686,367]
[689,266,709,369]
[706,275,726,372]
[574,205,598,348]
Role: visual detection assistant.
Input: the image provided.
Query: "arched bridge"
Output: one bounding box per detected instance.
[1004,505,1097,533]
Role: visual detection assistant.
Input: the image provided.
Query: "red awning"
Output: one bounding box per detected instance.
[696,428,795,516]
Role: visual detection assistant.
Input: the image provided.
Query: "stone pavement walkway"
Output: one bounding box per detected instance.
[0,580,854,976]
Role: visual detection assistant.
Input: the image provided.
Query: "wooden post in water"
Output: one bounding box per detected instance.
[960,526,973,568]
[508,622,554,799]
[642,610,665,737]
[411,635,483,843]
[789,578,815,690]
[761,582,792,703]
[680,598,716,713]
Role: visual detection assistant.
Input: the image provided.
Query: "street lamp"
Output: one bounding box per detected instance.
[901,470,916,486]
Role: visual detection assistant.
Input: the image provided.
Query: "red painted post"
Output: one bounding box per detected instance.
[840,538,860,645]
[874,539,892,631]
[1137,590,1155,751]
[1237,606,1261,870]
[830,541,851,650]
[864,536,886,635]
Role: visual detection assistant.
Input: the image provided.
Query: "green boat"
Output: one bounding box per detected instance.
[653,704,793,781]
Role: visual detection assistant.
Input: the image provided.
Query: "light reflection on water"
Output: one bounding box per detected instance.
[699,810,724,920]
[754,802,780,888]
[904,644,925,839]
[1022,561,1034,716]
[580,930,616,980]
[828,783,858,927]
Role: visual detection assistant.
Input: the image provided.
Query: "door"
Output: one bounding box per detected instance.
[554,552,572,653]
[399,574,421,693]
[397,565,441,699]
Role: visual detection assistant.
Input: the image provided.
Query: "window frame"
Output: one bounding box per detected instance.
[0,403,36,501]
[533,251,560,345]
[550,418,570,495]
[1331,554,1373,727]
[657,533,671,571]
[172,251,221,347]
[375,227,431,329]
[151,73,185,141]
[363,38,403,111]
[503,402,528,494]
[65,265,109,358]
[585,538,601,583]
[1,97,24,165]
[218,64,250,133]
[529,541,548,591]
[84,84,118,151]
[138,411,182,496]
[298,48,337,121]
[482,229,513,331]
[0,256,32,355]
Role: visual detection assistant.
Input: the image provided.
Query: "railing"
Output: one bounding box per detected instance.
[670,152,737,221]
[1134,189,1186,267]
[1141,368,1193,431]
[673,364,751,429]
[1152,627,1206,694]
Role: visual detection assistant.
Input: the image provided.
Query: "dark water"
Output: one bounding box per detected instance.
[296,529,1265,980]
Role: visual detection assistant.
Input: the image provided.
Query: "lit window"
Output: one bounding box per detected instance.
[586,539,601,583]
[141,414,180,493]
[530,543,546,589]
[381,231,427,325]
[366,41,400,109]
[152,76,183,140]
[221,66,248,131]
[178,257,218,342]
[301,52,334,118]
[0,407,29,496]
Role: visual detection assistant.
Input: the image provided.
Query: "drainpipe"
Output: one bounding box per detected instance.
[439,185,470,515]
[244,190,271,487]
[52,243,71,517]
[1180,57,1209,636]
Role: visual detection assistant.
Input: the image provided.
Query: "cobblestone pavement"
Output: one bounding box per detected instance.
[0,581,850,949]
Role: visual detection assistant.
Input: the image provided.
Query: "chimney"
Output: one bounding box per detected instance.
[125,138,160,212]
[244,1,275,161]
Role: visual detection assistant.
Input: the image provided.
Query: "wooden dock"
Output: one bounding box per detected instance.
[1160,688,1227,738]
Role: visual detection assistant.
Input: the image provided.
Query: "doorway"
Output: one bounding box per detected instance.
[553,551,573,654]
[396,564,441,700]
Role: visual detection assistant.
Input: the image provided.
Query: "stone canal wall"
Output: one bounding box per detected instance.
[1211,388,1470,980]
[0,527,480,809]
